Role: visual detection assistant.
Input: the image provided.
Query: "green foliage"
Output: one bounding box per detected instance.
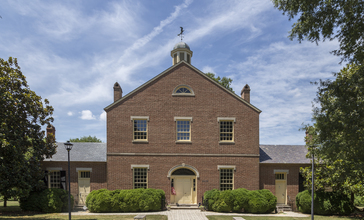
[272,0,364,63]
[203,189,220,211]
[0,57,56,202]
[296,190,312,213]
[204,188,276,214]
[231,188,249,212]
[86,188,165,213]
[301,64,364,196]
[69,135,102,143]
[19,188,73,213]
[212,190,234,212]
[296,190,354,215]
[205,72,234,93]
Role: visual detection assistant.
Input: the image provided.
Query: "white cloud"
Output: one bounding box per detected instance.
[202,66,215,74]
[100,112,106,121]
[80,110,96,120]
[67,111,73,116]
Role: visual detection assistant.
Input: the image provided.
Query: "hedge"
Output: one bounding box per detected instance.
[203,188,276,213]
[86,188,165,213]
[296,190,354,215]
[19,188,74,213]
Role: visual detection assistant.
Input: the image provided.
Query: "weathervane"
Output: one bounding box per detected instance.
[178,27,184,41]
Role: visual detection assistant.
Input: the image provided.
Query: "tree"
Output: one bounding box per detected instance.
[272,0,364,63]
[69,135,102,143]
[301,63,364,197]
[0,57,56,207]
[205,72,234,93]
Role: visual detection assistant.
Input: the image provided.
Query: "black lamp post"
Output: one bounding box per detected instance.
[64,141,73,220]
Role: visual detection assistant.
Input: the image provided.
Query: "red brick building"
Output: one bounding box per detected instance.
[42,42,309,208]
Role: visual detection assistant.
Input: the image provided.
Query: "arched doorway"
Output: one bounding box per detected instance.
[168,165,198,204]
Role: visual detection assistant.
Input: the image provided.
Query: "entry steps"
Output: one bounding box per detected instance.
[170,204,199,209]
[276,204,292,212]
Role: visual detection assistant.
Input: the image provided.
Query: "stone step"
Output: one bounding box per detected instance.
[276,205,292,212]
[169,204,199,209]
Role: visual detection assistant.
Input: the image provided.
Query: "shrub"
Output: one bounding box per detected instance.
[19,188,74,213]
[258,189,277,213]
[203,189,220,211]
[231,188,249,212]
[212,190,234,212]
[245,190,268,214]
[86,188,165,213]
[204,188,276,214]
[296,190,354,215]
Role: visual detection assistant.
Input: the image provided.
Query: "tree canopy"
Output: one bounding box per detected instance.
[0,57,56,206]
[205,72,234,92]
[69,135,102,143]
[273,0,364,63]
[301,63,364,196]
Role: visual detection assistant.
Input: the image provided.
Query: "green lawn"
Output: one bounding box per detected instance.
[207,216,364,220]
[0,201,167,220]
[0,214,167,220]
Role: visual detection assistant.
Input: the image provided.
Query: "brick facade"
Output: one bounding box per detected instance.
[105,62,261,204]
[260,164,308,210]
[41,161,107,205]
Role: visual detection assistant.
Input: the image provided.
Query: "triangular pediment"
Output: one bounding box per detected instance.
[104,61,261,113]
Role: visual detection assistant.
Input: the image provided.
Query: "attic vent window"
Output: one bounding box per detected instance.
[172,85,195,97]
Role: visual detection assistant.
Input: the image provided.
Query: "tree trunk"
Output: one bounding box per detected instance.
[351,192,355,204]
[3,198,7,207]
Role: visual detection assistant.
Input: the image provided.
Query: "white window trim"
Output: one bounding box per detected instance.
[274,169,289,174]
[217,165,236,171]
[47,167,62,171]
[174,117,193,121]
[217,117,236,122]
[76,168,92,172]
[131,116,149,121]
[131,165,150,170]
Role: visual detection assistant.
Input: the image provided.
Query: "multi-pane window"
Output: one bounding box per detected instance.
[49,171,60,188]
[176,120,191,141]
[220,121,234,142]
[175,87,191,94]
[275,173,285,180]
[220,169,234,191]
[80,171,90,178]
[133,119,147,140]
[133,168,148,189]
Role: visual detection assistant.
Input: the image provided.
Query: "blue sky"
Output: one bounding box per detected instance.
[1,0,343,144]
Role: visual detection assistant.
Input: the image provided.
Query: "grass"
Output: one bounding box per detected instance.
[0,201,167,220]
[0,201,22,212]
[207,216,364,220]
[0,214,167,220]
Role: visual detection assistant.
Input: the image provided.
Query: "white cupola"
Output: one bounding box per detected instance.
[171,42,193,65]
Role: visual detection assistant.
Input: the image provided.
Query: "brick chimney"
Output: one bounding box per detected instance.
[241,84,251,103]
[46,125,55,142]
[113,82,122,102]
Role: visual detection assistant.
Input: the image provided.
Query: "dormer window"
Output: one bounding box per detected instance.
[172,85,195,96]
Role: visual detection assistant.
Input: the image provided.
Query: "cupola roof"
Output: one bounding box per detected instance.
[173,42,190,50]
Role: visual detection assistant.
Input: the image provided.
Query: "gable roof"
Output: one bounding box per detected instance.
[43,142,106,162]
[259,145,310,164]
[104,61,261,113]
